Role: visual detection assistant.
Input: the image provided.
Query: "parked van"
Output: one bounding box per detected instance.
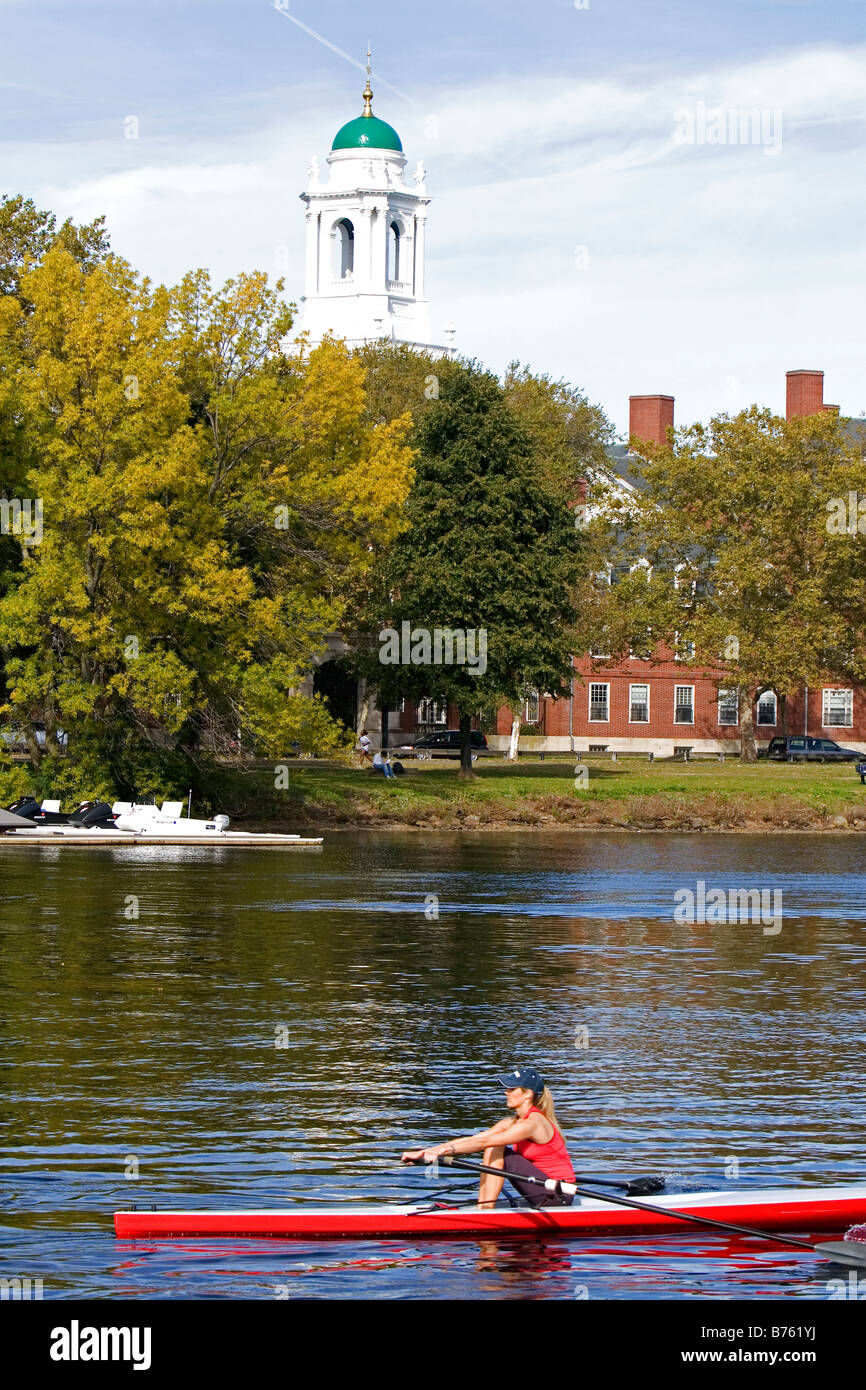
[763,735,861,763]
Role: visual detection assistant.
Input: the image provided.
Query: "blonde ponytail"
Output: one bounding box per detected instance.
[533,1085,564,1137]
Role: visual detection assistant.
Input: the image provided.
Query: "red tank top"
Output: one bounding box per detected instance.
[514,1107,576,1182]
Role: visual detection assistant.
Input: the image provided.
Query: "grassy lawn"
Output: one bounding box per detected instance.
[233,756,866,830]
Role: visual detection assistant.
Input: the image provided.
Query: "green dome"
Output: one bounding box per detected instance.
[332,114,403,152]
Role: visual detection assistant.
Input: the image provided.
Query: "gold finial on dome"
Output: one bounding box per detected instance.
[362,45,373,116]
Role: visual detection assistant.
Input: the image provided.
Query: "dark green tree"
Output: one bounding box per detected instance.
[368,358,586,776]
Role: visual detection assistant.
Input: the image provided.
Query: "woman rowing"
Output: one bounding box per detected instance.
[401,1066,576,1209]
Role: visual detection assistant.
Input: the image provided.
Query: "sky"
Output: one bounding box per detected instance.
[2,0,864,434]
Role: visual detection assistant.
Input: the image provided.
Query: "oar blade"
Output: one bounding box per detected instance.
[626,1177,666,1196]
[814,1241,866,1268]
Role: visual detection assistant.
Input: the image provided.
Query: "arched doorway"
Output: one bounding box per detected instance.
[313,659,358,734]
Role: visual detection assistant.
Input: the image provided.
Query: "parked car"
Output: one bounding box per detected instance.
[396,729,488,762]
[763,735,862,763]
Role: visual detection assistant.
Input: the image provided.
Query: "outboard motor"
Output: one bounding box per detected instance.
[80,801,117,828]
[68,801,117,828]
[213,814,230,833]
[8,797,72,824]
[28,800,72,825]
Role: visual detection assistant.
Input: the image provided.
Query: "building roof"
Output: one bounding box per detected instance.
[332,113,403,151]
[606,443,647,492]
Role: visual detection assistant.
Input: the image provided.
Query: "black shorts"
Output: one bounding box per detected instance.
[501,1150,575,1208]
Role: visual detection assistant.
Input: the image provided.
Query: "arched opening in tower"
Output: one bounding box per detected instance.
[387,221,401,284]
[332,218,355,279]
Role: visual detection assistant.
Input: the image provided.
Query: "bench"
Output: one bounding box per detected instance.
[675,751,742,762]
[574,750,655,762]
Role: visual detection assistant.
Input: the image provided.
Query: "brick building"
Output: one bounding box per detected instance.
[379,368,866,757]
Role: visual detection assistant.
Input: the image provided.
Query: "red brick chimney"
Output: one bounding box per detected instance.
[629,395,675,450]
[786,370,824,419]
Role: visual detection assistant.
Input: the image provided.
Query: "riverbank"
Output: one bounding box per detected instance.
[231,758,866,833]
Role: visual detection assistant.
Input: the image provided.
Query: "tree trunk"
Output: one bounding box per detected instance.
[507,717,520,762]
[739,687,757,762]
[357,684,370,736]
[23,724,42,766]
[458,709,476,779]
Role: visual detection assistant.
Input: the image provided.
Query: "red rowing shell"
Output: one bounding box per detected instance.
[114,1185,866,1240]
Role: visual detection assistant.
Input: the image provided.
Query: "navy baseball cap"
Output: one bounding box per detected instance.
[497,1066,544,1094]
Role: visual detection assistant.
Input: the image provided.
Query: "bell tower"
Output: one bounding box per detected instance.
[299,58,436,349]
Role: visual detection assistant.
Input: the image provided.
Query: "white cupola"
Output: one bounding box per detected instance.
[298,61,440,351]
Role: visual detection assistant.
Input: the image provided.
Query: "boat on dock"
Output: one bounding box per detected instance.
[0,798,322,848]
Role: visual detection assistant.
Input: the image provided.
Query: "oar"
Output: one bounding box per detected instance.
[568,1173,665,1196]
[419,1155,866,1269]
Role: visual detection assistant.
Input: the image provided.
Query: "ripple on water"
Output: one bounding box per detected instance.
[0,831,863,1298]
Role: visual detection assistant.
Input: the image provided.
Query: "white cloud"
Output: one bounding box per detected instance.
[11,40,866,432]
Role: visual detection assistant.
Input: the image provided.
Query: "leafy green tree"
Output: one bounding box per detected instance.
[0,193,109,298]
[0,246,415,790]
[366,358,586,776]
[585,406,866,759]
[0,196,111,680]
[502,362,613,503]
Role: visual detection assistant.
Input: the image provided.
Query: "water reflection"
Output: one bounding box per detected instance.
[0,831,863,1298]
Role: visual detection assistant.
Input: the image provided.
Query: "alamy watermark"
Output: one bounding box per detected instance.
[674,103,782,157]
[379,621,487,676]
[826,1272,866,1300]
[0,1275,43,1299]
[674,879,782,936]
[0,498,43,545]
[827,492,866,535]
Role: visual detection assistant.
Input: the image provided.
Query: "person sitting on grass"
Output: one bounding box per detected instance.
[372,750,395,779]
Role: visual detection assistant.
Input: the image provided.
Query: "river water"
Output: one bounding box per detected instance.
[1,830,864,1300]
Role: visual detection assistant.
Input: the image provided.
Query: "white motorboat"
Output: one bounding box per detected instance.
[0,799,322,848]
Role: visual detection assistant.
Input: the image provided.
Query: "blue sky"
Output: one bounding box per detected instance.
[3,0,865,432]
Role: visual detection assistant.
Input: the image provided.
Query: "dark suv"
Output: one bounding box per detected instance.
[764,735,862,763]
[397,729,488,762]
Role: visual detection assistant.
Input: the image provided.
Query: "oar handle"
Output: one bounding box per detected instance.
[401,1155,657,1194]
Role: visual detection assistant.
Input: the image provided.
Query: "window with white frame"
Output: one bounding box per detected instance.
[674,685,694,724]
[718,689,739,726]
[629,627,652,660]
[589,629,611,660]
[756,691,777,726]
[629,684,649,722]
[589,683,609,721]
[523,691,540,725]
[823,688,853,727]
[418,698,447,726]
[674,631,696,662]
